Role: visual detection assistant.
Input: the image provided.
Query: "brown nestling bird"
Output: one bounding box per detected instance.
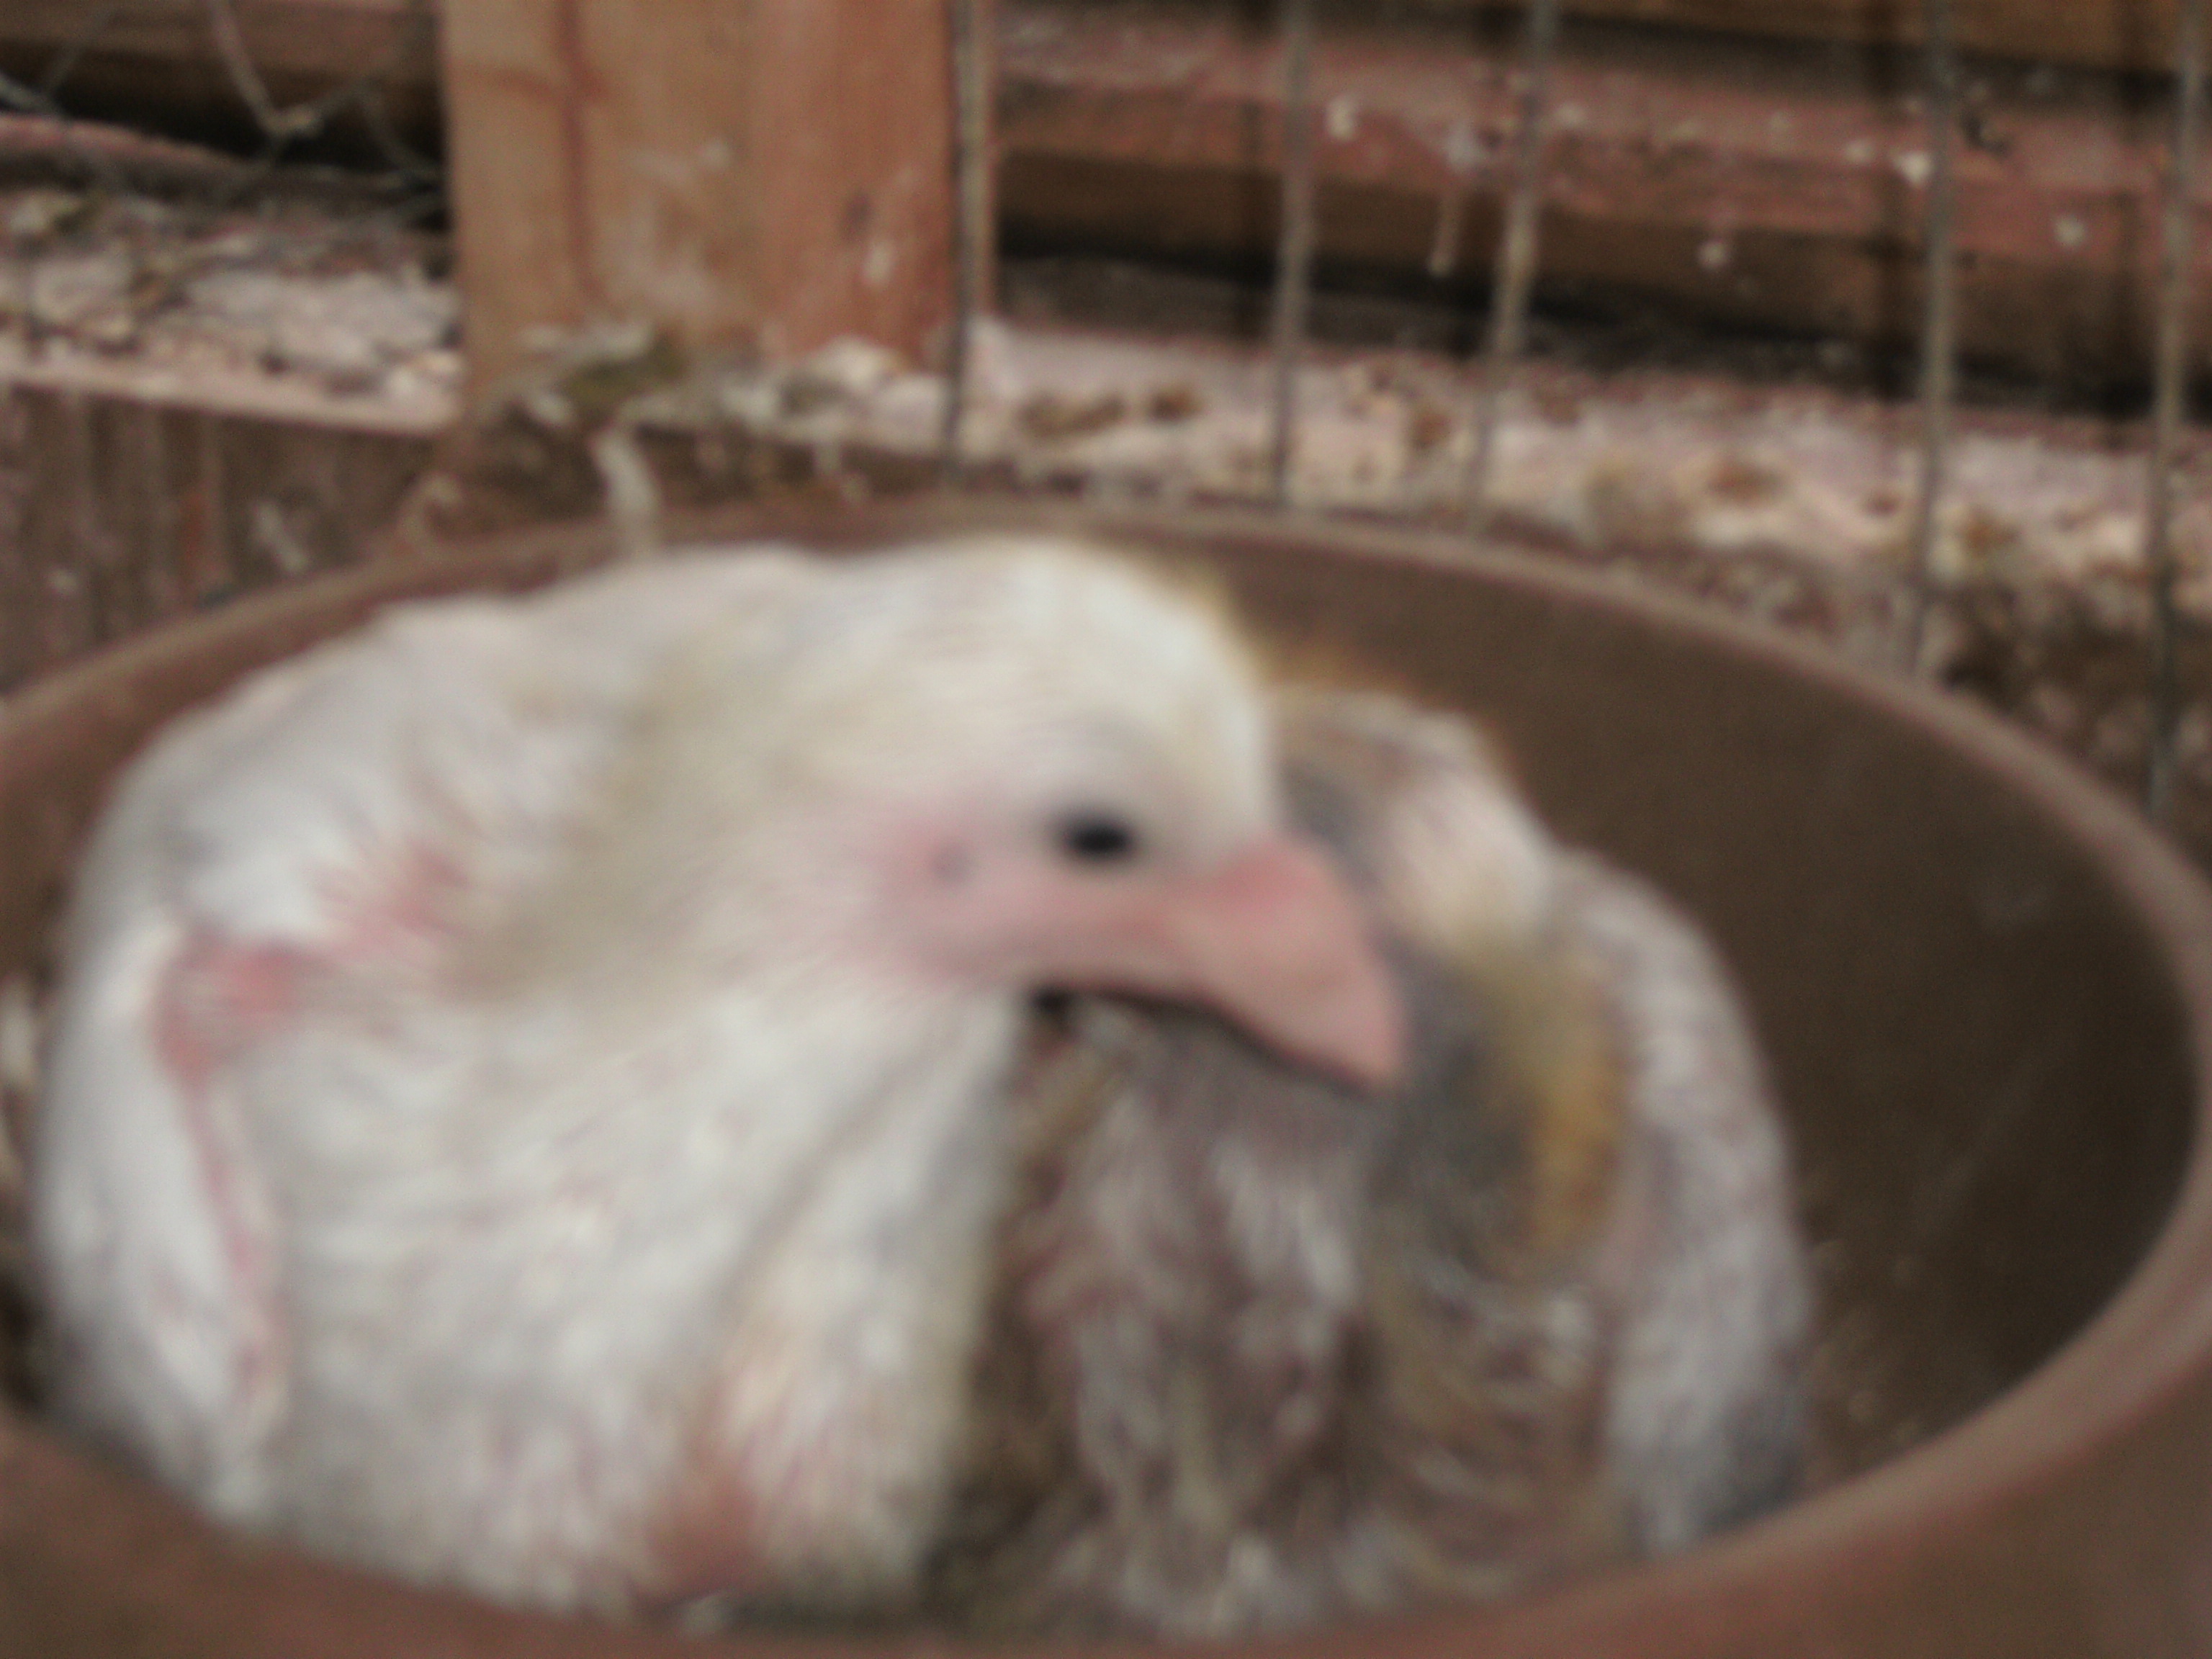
[925,685,1811,1640]
[28,536,1403,1619]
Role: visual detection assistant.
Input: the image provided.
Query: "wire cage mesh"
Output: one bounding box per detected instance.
[4,1,2211,851]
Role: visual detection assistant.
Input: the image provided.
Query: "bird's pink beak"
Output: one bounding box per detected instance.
[1069,835,1404,1092]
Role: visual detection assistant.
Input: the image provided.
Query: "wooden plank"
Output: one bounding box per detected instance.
[439,0,958,393]
[0,1,439,155]
[0,0,2198,134]
[0,0,426,78]
[3,0,2199,387]
[998,2,2212,387]
[1423,0,2193,76]
[0,382,434,691]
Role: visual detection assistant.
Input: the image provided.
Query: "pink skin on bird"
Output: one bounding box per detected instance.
[886,819,1405,1094]
[1144,834,1403,1091]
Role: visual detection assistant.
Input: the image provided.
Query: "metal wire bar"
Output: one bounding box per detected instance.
[349,79,443,189]
[0,2,135,196]
[35,0,127,102]
[941,0,993,478]
[22,0,433,183]
[203,0,321,143]
[1466,0,1562,536]
[2146,0,2207,824]
[0,73,60,119]
[362,0,445,184]
[258,42,435,177]
[1267,0,1318,509]
[1901,0,1961,675]
[199,0,437,177]
[1,0,405,211]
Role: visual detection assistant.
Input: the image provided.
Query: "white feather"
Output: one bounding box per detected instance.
[35,535,1324,1614]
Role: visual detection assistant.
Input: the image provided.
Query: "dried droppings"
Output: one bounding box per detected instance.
[1019,390,1130,441]
[1146,383,1203,423]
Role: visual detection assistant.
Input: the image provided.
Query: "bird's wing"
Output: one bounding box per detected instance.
[1555,853,1811,1554]
[32,549,814,1507]
[1274,684,1806,1560]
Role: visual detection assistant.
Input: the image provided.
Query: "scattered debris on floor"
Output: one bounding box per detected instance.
[2,167,2208,863]
[0,174,456,422]
[397,312,2212,862]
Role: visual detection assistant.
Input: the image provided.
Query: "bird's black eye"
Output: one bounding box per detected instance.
[1055,809,1142,865]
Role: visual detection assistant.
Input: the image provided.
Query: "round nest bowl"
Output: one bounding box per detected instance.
[1,500,2208,1659]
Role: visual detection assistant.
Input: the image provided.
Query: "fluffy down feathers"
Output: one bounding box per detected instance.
[925,688,1810,1640]
[30,536,1401,1617]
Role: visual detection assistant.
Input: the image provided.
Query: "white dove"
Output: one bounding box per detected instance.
[30,535,1403,1620]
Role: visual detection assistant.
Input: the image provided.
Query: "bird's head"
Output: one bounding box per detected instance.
[619,536,1404,1090]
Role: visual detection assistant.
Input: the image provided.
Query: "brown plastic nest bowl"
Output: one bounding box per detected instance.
[3,500,2210,1659]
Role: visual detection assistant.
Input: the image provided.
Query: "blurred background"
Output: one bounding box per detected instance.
[1,0,2208,861]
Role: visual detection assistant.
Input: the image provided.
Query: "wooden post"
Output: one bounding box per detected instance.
[439,0,958,394]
